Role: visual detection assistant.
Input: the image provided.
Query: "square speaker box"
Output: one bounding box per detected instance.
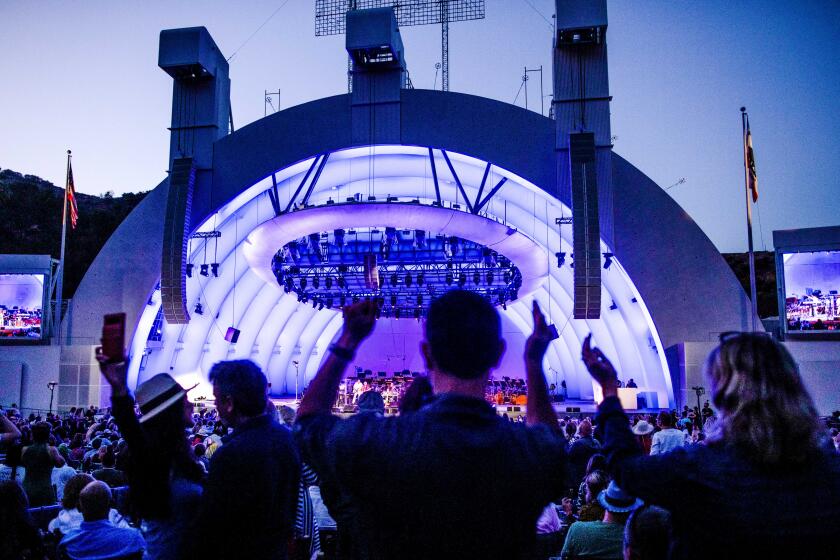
[225,327,240,343]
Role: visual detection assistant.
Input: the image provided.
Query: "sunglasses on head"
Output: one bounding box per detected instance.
[718,331,772,343]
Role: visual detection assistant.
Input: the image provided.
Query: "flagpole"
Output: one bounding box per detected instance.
[740,108,759,331]
[55,150,71,346]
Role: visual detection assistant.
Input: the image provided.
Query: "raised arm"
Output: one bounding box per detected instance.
[96,344,144,450]
[525,301,559,429]
[0,412,21,444]
[297,300,377,419]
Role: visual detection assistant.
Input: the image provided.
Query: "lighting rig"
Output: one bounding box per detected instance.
[271,227,522,317]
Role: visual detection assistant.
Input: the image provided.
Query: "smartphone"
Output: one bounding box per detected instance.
[102,312,126,363]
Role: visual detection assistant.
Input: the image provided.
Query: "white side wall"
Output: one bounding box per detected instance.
[0,345,60,411]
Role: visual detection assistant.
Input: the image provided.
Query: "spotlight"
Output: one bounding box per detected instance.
[338,276,346,288]
[186,264,194,278]
[503,271,511,284]
[417,272,425,286]
[449,237,461,255]
[352,295,360,303]
[609,301,618,310]
[300,277,308,289]
[458,272,467,287]
[395,308,401,319]
[416,294,423,306]
[445,272,453,286]
[326,297,334,309]
[211,263,219,277]
[318,302,324,311]
[302,293,309,303]
[555,252,566,268]
[194,301,203,315]
[473,272,481,285]
[390,273,398,287]
[486,272,494,284]
[297,293,304,302]
[414,230,427,249]
[414,308,421,320]
[313,276,320,289]
[200,264,209,277]
[312,299,318,309]
[340,295,347,307]
[283,284,291,294]
[603,253,614,270]
[334,229,345,249]
[390,295,398,307]
[325,276,333,289]
[405,273,412,287]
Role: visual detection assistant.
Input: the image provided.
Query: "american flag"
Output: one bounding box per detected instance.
[67,157,78,228]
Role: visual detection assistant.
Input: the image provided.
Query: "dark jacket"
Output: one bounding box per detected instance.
[566,435,601,490]
[297,393,567,560]
[197,414,300,560]
[596,396,840,559]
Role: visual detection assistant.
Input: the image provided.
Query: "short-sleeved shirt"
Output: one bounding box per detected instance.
[59,519,145,560]
[560,520,624,559]
[296,393,567,559]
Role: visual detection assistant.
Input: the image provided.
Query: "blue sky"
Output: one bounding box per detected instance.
[1,0,837,252]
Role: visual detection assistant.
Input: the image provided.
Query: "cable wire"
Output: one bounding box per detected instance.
[227,0,291,62]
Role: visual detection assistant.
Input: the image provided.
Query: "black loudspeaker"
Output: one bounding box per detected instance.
[160,157,195,324]
[569,132,601,319]
[224,327,240,343]
[565,406,581,413]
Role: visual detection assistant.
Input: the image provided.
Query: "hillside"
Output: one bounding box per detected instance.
[0,168,147,299]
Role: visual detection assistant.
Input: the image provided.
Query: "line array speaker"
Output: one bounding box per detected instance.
[569,132,601,319]
[160,157,195,324]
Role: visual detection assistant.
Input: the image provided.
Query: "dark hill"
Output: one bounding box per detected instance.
[0,168,147,299]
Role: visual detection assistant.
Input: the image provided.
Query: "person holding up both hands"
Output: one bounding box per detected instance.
[582,332,840,559]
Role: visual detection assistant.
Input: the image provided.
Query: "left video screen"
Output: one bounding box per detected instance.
[0,274,45,340]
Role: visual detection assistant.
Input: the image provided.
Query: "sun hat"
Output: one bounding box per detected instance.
[135,373,197,424]
[597,481,644,513]
[632,420,655,436]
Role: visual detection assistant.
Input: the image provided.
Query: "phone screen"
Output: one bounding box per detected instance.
[102,312,126,363]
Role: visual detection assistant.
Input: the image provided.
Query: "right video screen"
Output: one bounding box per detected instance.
[782,250,840,332]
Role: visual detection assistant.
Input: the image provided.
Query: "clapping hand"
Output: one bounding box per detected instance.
[581,334,618,397]
[525,301,555,365]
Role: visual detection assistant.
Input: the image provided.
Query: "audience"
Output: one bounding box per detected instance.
[58,480,145,560]
[91,447,127,488]
[584,331,840,558]
[296,292,566,559]
[49,473,130,536]
[196,359,300,560]
[566,419,602,491]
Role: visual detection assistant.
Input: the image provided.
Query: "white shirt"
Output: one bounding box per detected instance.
[650,428,688,455]
[48,507,131,534]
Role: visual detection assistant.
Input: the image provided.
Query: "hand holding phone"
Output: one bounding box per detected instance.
[101,313,126,364]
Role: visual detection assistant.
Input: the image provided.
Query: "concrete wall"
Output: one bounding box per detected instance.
[680,340,840,415]
[0,345,60,411]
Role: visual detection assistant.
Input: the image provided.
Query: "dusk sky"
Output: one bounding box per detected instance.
[1,0,837,253]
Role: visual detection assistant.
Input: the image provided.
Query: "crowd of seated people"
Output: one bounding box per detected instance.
[1,290,839,560]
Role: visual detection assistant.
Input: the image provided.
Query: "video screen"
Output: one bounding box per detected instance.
[783,251,840,332]
[0,274,45,340]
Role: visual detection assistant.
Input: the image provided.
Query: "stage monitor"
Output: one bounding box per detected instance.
[780,251,840,333]
[0,273,46,340]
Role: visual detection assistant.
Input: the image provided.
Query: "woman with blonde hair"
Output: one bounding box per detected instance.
[583,332,840,559]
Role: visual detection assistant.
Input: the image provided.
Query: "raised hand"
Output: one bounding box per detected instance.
[581,334,618,396]
[340,299,378,347]
[525,300,554,365]
[96,347,129,397]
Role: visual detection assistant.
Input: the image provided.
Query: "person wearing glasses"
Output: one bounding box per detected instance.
[582,331,840,559]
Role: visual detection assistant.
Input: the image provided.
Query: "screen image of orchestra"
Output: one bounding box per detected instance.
[0,273,45,339]
[783,251,840,332]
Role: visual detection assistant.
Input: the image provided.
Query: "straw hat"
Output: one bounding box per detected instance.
[632,420,655,436]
